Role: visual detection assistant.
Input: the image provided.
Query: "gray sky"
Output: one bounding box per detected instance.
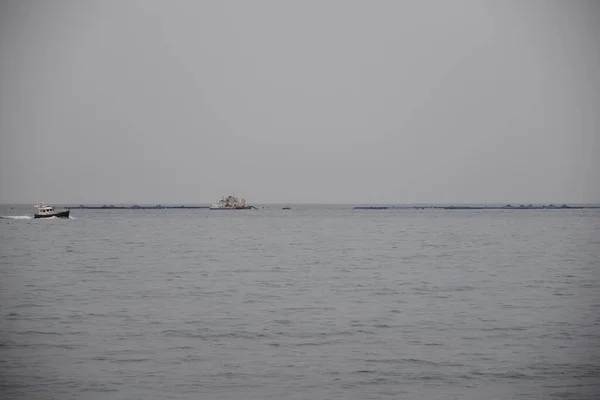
[1,0,598,204]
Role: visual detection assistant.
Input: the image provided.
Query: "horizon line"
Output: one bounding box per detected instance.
[3,201,600,206]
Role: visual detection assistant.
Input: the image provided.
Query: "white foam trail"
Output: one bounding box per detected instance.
[0,215,32,219]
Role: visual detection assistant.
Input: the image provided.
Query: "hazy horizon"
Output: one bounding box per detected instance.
[1,0,599,205]
[3,201,600,208]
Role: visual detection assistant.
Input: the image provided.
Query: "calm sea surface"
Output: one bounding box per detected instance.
[1,205,599,399]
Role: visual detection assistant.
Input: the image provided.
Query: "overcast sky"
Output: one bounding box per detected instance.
[0,0,598,204]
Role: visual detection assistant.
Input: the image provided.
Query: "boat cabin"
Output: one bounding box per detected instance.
[35,203,55,216]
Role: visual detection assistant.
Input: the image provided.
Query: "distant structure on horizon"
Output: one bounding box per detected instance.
[210,194,256,210]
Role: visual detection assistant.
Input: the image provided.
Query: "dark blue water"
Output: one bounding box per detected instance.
[1,205,599,399]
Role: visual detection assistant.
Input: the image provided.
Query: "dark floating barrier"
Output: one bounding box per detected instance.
[442,204,590,210]
[354,204,599,210]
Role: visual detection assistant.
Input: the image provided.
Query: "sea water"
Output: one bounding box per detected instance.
[1,204,599,399]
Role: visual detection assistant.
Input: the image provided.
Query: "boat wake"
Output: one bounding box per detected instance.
[0,215,74,220]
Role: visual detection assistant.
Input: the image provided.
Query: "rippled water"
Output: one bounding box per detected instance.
[1,205,599,399]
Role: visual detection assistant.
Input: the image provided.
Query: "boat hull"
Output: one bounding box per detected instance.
[34,210,70,219]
